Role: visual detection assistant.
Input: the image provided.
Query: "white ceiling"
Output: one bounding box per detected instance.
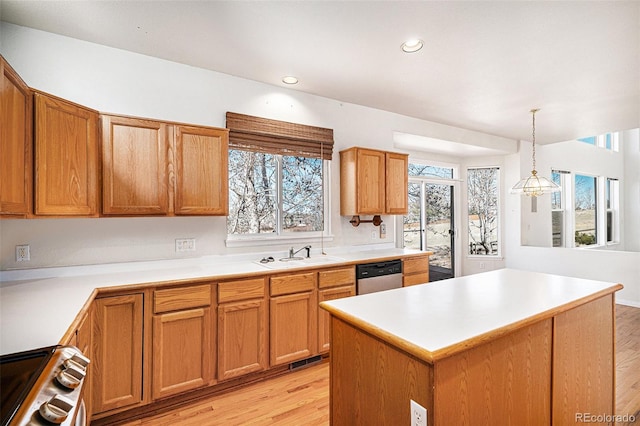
[1,1,639,145]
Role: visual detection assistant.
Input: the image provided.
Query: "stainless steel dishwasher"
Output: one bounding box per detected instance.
[356,259,403,295]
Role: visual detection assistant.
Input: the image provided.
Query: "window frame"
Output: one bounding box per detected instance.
[225,152,332,247]
[466,166,501,258]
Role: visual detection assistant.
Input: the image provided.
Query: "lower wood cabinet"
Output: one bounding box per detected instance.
[270,272,318,366]
[403,255,430,286]
[152,284,213,400]
[74,310,93,421]
[318,267,355,353]
[92,293,144,414]
[217,278,268,380]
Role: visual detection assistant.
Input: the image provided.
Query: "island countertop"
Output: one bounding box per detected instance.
[320,268,623,364]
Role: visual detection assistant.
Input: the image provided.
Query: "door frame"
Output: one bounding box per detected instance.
[396,178,462,279]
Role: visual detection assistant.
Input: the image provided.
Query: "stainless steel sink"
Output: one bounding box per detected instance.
[256,255,345,269]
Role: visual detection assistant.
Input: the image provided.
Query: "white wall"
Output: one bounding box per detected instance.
[2,23,638,306]
[505,143,640,307]
[0,23,512,270]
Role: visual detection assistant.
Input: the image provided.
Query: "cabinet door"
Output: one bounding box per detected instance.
[356,148,386,214]
[101,115,169,215]
[92,294,144,414]
[174,125,229,215]
[0,58,32,216]
[218,299,267,380]
[385,152,408,214]
[152,308,211,400]
[34,93,98,216]
[318,285,355,353]
[270,291,317,366]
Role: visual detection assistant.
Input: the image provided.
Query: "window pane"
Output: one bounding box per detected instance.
[467,168,499,255]
[578,136,596,145]
[282,156,323,232]
[574,174,597,246]
[408,163,453,179]
[551,171,562,210]
[227,150,277,234]
[552,211,564,247]
[404,182,422,250]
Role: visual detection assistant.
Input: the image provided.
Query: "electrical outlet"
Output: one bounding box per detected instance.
[175,238,196,252]
[380,223,386,239]
[411,399,427,426]
[479,262,486,269]
[371,231,377,239]
[16,245,30,262]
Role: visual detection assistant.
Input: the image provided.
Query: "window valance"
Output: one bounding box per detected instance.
[226,112,334,160]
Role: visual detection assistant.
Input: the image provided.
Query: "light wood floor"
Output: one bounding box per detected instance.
[120,304,640,426]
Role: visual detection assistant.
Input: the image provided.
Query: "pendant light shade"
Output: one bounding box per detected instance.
[511,109,561,197]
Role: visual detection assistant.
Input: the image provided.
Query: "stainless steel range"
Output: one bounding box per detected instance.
[0,345,89,426]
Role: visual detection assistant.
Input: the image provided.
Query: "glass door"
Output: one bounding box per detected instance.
[404,181,455,281]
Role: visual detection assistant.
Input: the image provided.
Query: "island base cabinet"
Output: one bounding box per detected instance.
[328,295,615,426]
[433,318,552,424]
[552,294,614,424]
[329,317,433,426]
[152,307,211,400]
[92,294,144,415]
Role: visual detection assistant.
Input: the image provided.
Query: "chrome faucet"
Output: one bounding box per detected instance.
[289,245,312,258]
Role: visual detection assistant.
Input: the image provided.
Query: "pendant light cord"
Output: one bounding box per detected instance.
[531,108,539,173]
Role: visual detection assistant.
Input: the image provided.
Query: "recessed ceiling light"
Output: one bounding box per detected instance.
[401,39,424,53]
[282,76,299,85]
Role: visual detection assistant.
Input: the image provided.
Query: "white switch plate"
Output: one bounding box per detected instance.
[175,238,196,252]
[411,399,427,426]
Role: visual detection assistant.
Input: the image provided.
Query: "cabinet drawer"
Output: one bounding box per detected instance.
[218,278,266,303]
[404,272,430,287]
[154,284,211,313]
[403,256,429,275]
[318,267,355,289]
[271,272,316,296]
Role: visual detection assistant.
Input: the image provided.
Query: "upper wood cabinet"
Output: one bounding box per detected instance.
[174,125,229,215]
[0,57,32,217]
[101,115,229,216]
[101,115,170,215]
[34,92,99,216]
[340,147,408,216]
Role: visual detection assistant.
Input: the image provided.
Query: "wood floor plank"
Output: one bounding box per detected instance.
[118,304,640,426]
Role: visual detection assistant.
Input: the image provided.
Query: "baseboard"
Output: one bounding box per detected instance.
[615,298,640,308]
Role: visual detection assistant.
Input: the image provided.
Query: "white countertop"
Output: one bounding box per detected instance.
[320,268,622,363]
[0,247,423,355]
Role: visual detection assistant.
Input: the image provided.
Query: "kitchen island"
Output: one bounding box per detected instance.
[320,268,623,425]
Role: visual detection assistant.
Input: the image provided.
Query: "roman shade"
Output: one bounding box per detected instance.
[226,112,334,160]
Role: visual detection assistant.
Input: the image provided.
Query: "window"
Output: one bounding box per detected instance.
[225,112,333,241]
[574,174,597,247]
[407,163,454,179]
[551,170,570,247]
[467,167,499,256]
[577,132,619,152]
[227,151,325,235]
[606,178,619,244]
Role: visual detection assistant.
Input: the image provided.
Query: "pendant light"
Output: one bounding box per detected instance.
[511,108,561,197]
